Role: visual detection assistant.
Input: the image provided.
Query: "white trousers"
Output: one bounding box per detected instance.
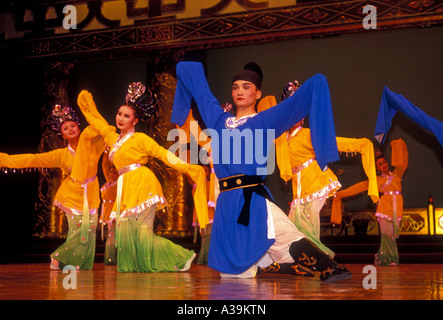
[220,200,306,278]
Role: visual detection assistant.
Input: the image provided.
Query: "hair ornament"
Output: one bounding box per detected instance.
[374,147,384,160]
[281,80,302,102]
[222,102,234,114]
[126,82,158,121]
[50,104,80,132]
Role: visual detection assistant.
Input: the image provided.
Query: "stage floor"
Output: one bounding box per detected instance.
[1,263,442,301]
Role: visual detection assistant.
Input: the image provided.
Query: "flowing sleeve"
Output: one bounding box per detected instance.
[0,149,65,170]
[330,180,370,224]
[390,138,408,177]
[335,137,379,204]
[252,73,339,170]
[374,87,443,147]
[142,135,209,228]
[171,61,226,130]
[77,90,118,145]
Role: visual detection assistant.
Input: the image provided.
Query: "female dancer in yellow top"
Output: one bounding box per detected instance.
[0,105,105,270]
[331,139,408,265]
[77,82,208,273]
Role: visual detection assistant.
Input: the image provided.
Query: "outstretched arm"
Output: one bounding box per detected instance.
[374,87,443,147]
[390,138,408,177]
[77,90,118,145]
[330,180,370,225]
[171,61,226,130]
[0,149,65,170]
[141,134,209,228]
[253,73,339,170]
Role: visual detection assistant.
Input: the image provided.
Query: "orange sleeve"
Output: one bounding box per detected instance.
[331,180,370,224]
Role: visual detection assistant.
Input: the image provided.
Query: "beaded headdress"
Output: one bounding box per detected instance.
[221,102,234,114]
[125,82,158,122]
[50,104,80,132]
[374,147,385,160]
[281,80,301,102]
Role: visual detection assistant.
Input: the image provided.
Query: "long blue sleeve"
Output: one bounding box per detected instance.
[374,87,443,148]
[251,73,339,170]
[171,61,226,129]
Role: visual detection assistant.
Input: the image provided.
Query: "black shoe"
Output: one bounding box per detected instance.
[289,238,352,282]
[258,262,314,277]
[320,265,352,283]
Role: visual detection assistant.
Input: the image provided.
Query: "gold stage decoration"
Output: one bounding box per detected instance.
[1,1,442,61]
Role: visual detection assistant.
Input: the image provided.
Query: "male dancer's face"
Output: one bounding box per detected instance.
[232,80,262,112]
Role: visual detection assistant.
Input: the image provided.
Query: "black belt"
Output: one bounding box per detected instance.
[219,175,274,227]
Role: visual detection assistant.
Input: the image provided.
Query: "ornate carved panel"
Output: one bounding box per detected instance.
[1,0,442,61]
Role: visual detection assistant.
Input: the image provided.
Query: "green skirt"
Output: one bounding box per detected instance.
[104,222,117,265]
[375,218,399,266]
[115,205,194,273]
[50,212,98,270]
[289,198,335,258]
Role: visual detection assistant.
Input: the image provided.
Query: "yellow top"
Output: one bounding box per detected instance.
[0,126,104,215]
[78,90,209,228]
[331,138,408,223]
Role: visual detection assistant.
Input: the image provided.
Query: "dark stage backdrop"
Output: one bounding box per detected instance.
[206,25,443,210]
[74,56,148,136]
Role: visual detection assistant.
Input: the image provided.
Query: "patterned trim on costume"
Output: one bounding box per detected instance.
[100,180,117,192]
[286,125,302,142]
[379,172,393,192]
[225,113,257,129]
[375,212,402,222]
[67,144,76,157]
[110,194,167,219]
[109,129,135,162]
[53,201,98,216]
[292,158,315,174]
[384,190,401,195]
[291,180,341,206]
[208,200,216,208]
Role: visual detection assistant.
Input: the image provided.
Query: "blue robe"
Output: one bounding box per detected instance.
[375,87,443,148]
[171,61,339,274]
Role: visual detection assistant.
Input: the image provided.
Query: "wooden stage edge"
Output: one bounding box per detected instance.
[1,263,443,301]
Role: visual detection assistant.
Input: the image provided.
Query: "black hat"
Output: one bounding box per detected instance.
[232,62,263,90]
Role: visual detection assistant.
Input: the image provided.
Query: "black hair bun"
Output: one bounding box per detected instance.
[243,62,263,81]
[126,82,158,122]
[135,90,158,122]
